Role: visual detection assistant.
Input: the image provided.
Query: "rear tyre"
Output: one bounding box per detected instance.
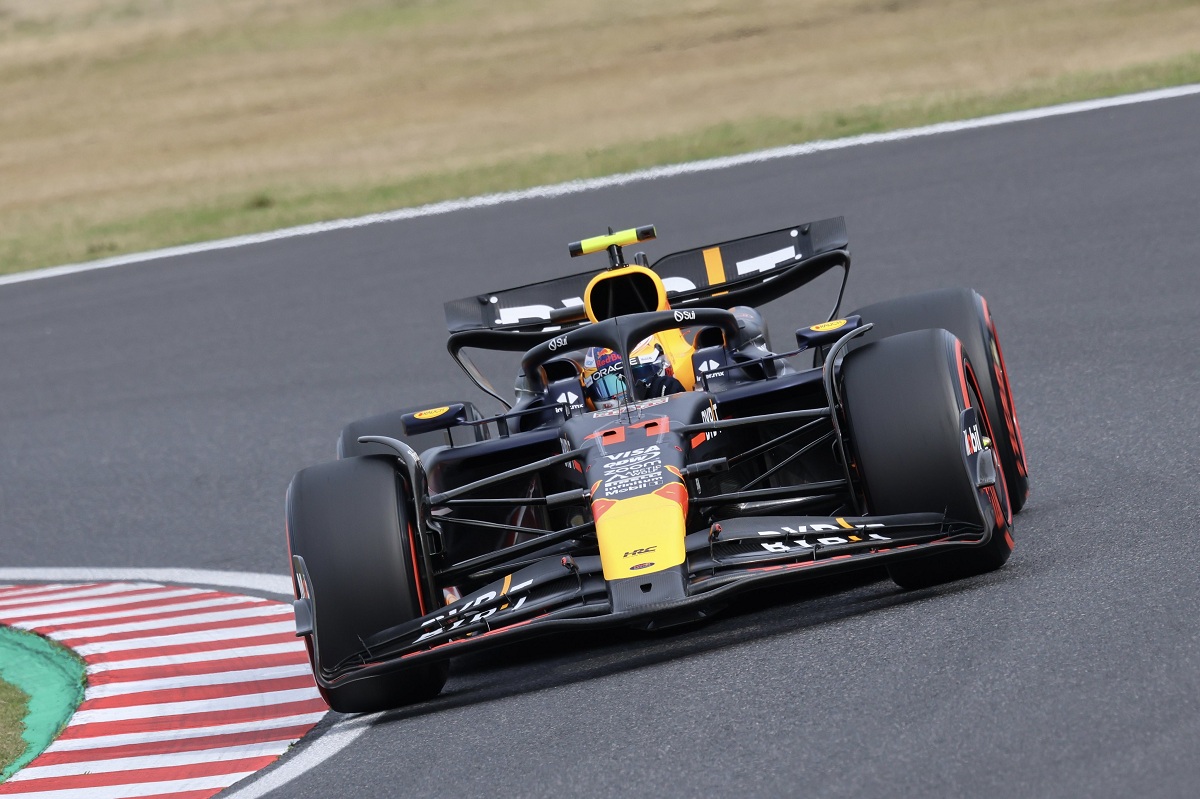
[851,288,1030,512]
[841,328,1013,589]
[286,456,447,712]
[338,402,484,458]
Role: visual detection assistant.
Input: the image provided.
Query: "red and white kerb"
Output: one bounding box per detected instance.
[0,582,326,799]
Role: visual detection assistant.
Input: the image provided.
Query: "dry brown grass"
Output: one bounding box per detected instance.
[1,0,1198,273]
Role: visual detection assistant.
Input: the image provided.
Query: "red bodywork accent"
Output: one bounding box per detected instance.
[956,339,1013,543]
[981,297,1029,479]
[631,416,670,436]
[406,521,428,617]
[591,497,617,522]
[585,426,626,444]
[652,481,689,517]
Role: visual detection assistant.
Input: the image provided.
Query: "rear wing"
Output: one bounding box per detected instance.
[444,217,850,335]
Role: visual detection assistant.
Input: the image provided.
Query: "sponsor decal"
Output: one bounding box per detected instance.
[548,335,570,351]
[415,578,535,643]
[964,422,983,455]
[735,246,796,275]
[624,546,657,558]
[561,437,582,471]
[585,348,622,370]
[556,390,580,405]
[587,363,623,386]
[590,396,671,418]
[754,520,890,553]
[662,277,697,294]
[810,319,848,332]
[673,309,697,322]
[754,521,886,536]
[414,406,450,420]
[690,402,720,448]
[697,359,722,373]
[630,562,656,571]
[602,445,664,496]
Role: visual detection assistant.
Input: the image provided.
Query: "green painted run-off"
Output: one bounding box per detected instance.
[0,625,86,781]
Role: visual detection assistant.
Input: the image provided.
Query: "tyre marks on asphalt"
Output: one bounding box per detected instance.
[0,582,326,798]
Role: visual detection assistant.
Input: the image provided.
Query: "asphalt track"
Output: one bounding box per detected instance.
[2,93,1199,798]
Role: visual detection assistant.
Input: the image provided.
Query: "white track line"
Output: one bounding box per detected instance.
[0,568,293,597]
[219,712,385,799]
[1,84,1197,291]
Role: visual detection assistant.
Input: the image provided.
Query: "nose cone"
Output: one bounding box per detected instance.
[592,481,688,581]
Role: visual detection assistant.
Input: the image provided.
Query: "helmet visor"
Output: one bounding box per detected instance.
[629,348,664,385]
[589,371,627,402]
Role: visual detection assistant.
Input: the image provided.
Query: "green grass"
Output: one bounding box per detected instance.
[3,49,1199,277]
[0,677,29,782]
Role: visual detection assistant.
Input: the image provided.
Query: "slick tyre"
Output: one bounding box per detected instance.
[338,402,484,458]
[851,288,1030,512]
[841,328,1014,590]
[286,456,447,712]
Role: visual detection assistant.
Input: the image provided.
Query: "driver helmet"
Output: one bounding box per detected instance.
[629,337,674,387]
[582,338,675,410]
[582,347,627,410]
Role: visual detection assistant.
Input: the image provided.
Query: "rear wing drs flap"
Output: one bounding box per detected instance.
[444,216,851,337]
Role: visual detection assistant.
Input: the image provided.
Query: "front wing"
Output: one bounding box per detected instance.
[292,510,991,693]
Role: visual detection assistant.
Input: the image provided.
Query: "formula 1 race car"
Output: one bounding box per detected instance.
[286,218,1030,712]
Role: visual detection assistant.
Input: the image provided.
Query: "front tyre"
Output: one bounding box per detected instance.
[286,456,447,712]
[852,288,1030,512]
[842,328,1014,589]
